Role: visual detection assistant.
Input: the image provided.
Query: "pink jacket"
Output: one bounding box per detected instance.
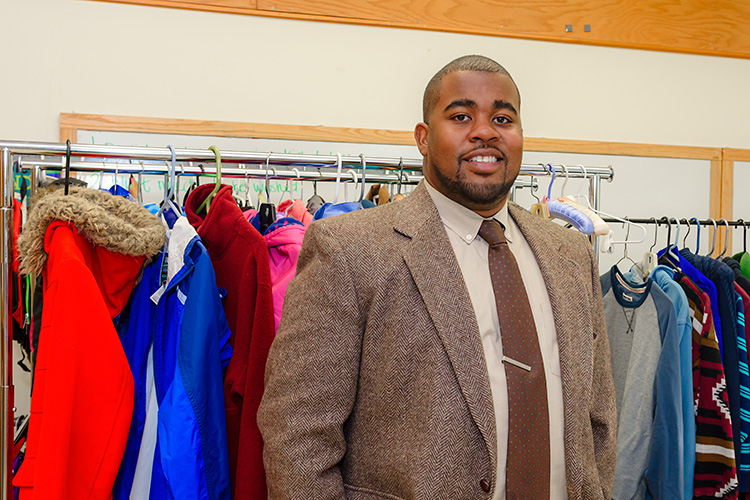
[264,218,306,332]
[278,199,313,227]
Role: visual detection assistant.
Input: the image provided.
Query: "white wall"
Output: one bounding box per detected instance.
[3,0,750,149]
[4,0,750,418]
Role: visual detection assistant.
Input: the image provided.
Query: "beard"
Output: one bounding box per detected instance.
[431,156,517,209]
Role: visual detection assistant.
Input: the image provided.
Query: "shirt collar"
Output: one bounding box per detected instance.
[424,180,513,245]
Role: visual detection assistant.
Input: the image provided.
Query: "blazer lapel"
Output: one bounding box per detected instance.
[396,183,497,473]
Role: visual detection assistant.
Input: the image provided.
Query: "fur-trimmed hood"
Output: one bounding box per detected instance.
[18,187,166,276]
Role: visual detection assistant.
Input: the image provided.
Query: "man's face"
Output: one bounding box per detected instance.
[415,70,523,215]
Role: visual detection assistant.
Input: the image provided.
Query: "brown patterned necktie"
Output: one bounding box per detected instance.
[478,218,550,499]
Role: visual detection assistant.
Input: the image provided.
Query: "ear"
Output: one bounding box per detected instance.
[414,122,429,156]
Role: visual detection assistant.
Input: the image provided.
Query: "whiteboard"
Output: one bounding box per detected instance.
[76,129,713,274]
[77,129,422,206]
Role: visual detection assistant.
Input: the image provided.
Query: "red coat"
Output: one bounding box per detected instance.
[186,184,275,500]
[13,221,142,499]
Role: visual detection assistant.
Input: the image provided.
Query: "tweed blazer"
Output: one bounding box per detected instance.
[258,182,617,500]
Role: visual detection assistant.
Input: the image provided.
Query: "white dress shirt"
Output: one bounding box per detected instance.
[424,181,567,500]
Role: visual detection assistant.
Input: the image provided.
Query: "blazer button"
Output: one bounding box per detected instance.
[479,479,491,492]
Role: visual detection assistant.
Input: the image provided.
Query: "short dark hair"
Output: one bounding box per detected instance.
[422,55,519,123]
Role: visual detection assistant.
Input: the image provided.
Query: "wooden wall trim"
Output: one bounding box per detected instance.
[86,0,750,60]
[724,149,750,162]
[60,113,416,145]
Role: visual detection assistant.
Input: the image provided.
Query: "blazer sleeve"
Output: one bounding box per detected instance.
[586,242,618,498]
[258,221,363,500]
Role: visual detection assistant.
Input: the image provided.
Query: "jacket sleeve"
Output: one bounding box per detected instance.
[586,243,618,498]
[258,221,363,500]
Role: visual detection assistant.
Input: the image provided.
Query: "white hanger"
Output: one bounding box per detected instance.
[333,153,343,204]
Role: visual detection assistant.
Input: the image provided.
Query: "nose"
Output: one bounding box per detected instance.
[470,117,499,142]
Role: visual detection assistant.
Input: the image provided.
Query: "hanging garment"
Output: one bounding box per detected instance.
[601,265,683,500]
[263,218,306,332]
[13,187,165,500]
[725,257,750,295]
[680,249,750,491]
[733,252,750,281]
[114,216,233,500]
[659,245,724,356]
[677,273,738,499]
[365,184,390,206]
[626,264,695,498]
[313,201,362,220]
[277,199,313,226]
[185,184,275,500]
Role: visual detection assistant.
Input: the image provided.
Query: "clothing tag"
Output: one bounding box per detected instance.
[622,294,635,302]
[150,284,167,305]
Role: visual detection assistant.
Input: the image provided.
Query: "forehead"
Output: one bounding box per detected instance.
[437,71,520,109]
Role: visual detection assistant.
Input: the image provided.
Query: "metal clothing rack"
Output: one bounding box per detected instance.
[0,140,615,499]
[602,216,750,254]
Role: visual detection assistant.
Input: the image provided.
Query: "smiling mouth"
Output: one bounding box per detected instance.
[464,155,501,164]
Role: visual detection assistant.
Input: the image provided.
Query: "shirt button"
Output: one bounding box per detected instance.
[466,234,472,240]
[479,479,490,492]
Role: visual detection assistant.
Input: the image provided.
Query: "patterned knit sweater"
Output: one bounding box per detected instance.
[678,273,738,499]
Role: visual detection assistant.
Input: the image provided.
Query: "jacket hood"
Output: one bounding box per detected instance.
[264,218,306,248]
[18,187,166,276]
[184,183,235,229]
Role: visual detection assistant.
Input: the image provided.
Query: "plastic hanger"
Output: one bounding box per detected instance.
[672,217,683,249]
[615,220,643,273]
[682,217,701,255]
[559,165,609,235]
[137,161,145,204]
[64,140,72,195]
[156,145,180,219]
[544,164,595,233]
[196,145,222,214]
[281,168,303,217]
[259,152,276,234]
[639,217,660,277]
[599,211,647,254]
[332,153,344,204]
[183,163,204,207]
[344,169,358,201]
[358,154,367,203]
[293,168,303,204]
[740,219,747,254]
[242,165,252,210]
[705,218,717,256]
[397,158,404,197]
[718,218,730,259]
[681,218,691,249]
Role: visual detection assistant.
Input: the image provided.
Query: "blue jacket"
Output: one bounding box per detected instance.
[115,216,232,500]
[680,249,750,492]
[626,265,695,498]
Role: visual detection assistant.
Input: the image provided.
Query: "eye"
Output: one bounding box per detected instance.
[451,114,470,122]
[494,116,512,124]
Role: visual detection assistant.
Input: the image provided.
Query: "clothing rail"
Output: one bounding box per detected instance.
[0,140,615,500]
[17,159,540,200]
[601,216,750,227]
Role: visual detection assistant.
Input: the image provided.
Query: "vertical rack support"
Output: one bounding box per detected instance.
[591,172,602,256]
[0,147,13,500]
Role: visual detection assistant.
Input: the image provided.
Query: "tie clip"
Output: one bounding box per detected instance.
[502,356,531,372]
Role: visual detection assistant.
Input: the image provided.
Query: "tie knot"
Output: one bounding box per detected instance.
[478,219,507,247]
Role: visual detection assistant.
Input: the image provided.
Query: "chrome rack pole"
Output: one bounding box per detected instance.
[0,147,13,500]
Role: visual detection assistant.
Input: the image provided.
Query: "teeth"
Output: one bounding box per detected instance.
[468,156,498,163]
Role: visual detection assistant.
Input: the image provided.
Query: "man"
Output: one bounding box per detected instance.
[258,55,617,500]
